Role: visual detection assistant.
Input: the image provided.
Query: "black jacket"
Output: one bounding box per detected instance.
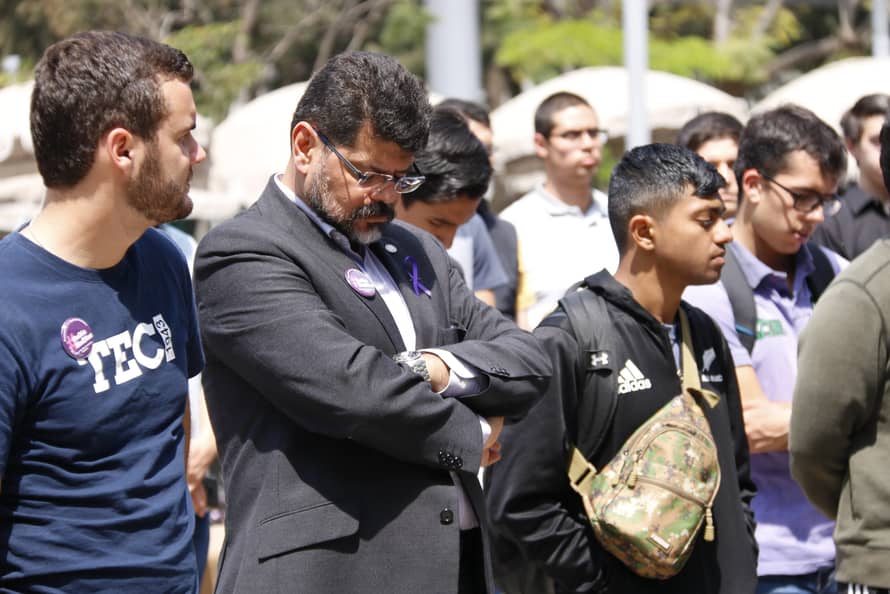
[486,271,757,594]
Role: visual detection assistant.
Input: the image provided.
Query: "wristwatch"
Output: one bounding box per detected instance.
[393,350,431,383]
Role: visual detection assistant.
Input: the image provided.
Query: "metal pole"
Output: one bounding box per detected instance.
[424,0,484,102]
[623,0,650,148]
[874,0,889,57]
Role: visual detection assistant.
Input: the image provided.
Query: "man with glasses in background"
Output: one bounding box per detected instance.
[684,105,848,594]
[501,92,620,330]
[193,51,550,594]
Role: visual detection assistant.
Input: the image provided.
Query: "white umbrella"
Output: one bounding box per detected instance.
[752,56,890,131]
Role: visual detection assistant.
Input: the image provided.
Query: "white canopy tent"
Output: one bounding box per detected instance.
[0,80,34,165]
[752,56,890,132]
[207,82,308,202]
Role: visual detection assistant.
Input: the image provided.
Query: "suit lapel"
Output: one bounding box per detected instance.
[259,181,406,352]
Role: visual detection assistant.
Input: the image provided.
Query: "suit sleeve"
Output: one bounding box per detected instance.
[486,319,608,593]
[435,246,551,421]
[195,222,547,474]
[790,279,883,518]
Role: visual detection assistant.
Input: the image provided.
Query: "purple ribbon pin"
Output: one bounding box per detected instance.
[345,268,376,298]
[60,317,94,360]
[404,256,432,297]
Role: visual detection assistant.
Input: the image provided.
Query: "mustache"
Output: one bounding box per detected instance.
[350,201,394,222]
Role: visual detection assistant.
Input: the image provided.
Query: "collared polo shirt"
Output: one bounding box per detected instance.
[501,183,619,328]
[811,184,890,260]
[684,241,846,577]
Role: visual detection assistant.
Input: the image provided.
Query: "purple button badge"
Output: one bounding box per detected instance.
[60,317,94,360]
[345,268,376,298]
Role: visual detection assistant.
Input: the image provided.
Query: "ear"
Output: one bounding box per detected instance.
[628,213,656,252]
[533,132,549,159]
[740,168,763,205]
[104,127,136,173]
[292,121,319,175]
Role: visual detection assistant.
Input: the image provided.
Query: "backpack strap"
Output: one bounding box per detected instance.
[561,284,618,496]
[720,246,757,354]
[722,243,836,355]
[804,242,835,303]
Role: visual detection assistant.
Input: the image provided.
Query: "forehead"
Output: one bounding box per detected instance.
[696,137,738,162]
[859,114,887,138]
[409,196,479,224]
[343,122,415,171]
[775,149,837,190]
[550,104,599,131]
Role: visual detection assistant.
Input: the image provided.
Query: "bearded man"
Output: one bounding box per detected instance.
[193,51,550,594]
[0,31,206,592]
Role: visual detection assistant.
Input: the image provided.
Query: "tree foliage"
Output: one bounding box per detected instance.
[0,0,880,115]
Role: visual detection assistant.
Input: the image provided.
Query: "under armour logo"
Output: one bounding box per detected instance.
[587,350,610,369]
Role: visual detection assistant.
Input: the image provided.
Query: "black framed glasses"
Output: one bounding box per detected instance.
[314,129,425,194]
[550,127,609,145]
[758,171,840,216]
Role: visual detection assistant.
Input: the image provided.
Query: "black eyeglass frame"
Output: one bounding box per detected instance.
[758,171,840,215]
[314,129,426,194]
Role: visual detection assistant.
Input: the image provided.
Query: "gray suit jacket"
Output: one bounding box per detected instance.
[194,178,550,594]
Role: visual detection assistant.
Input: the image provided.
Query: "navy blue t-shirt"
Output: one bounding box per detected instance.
[0,228,204,592]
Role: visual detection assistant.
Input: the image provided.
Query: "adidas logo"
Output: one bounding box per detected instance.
[617,359,652,394]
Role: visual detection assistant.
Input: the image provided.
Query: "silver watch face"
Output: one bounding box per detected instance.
[394,351,430,381]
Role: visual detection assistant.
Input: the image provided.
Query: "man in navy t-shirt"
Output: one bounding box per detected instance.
[0,31,206,592]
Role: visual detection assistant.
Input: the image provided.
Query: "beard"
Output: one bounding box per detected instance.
[126,141,193,224]
[304,160,394,245]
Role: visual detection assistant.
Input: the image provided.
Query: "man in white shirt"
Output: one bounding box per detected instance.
[501,92,619,329]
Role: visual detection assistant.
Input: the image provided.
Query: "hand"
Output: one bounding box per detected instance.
[742,398,791,454]
[189,479,208,518]
[481,416,504,467]
[421,352,450,392]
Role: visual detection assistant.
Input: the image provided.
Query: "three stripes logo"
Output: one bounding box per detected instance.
[617,359,652,394]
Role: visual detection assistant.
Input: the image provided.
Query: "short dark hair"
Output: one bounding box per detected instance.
[676,111,743,152]
[880,122,890,192]
[30,30,194,188]
[734,104,847,191]
[534,92,592,137]
[401,107,492,207]
[436,98,491,128]
[840,93,890,143]
[609,143,725,253]
[292,51,431,153]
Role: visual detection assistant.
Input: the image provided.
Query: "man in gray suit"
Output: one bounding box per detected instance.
[194,51,551,594]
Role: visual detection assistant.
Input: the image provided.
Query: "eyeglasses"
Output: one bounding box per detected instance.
[549,127,609,145]
[314,129,425,194]
[758,172,840,216]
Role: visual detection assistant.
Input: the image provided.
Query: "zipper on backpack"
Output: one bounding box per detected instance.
[633,474,716,543]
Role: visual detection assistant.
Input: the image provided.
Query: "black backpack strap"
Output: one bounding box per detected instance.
[804,242,835,303]
[720,245,757,354]
[557,285,617,464]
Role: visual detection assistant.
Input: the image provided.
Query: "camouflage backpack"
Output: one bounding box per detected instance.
[563,291,721,580]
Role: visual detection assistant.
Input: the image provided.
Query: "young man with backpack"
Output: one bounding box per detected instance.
[486,143,757,594]
[684,105,847,594]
